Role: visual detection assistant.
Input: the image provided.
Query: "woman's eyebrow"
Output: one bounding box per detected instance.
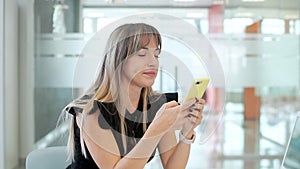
[141,47,160,50]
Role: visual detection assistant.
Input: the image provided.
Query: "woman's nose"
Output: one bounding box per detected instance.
[148,55,158,67]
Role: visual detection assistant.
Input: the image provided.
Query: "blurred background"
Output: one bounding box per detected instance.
[0,0,299,169]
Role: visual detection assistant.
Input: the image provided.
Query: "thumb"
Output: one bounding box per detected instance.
[164,100,179,109]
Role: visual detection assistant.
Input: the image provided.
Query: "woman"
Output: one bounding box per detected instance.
[63,23,205,169]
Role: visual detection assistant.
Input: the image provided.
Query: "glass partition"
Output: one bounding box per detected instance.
[34,0,81,147]
[282,113,300,169]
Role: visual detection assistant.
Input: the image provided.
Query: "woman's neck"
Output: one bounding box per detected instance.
[125,84,142,114]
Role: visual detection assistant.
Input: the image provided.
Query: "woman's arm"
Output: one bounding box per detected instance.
[83,123,164,169]
[158,131,194,169]
[82,101,184,169]
[158,98,205,169]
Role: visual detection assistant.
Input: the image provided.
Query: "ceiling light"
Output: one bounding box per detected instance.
[186,12,204,18]
[213,0,224,5]
[105,0,127,3]
[235,12,254,17]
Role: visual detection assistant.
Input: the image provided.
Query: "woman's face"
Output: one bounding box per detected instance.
[122,36,160,88]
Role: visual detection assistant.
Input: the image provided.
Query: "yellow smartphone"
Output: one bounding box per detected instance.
[184,78,210,102]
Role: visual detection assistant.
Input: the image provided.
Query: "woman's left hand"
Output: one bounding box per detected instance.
[181,98,206,136]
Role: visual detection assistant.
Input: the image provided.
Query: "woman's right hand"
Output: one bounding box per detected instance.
[149,99,197,135]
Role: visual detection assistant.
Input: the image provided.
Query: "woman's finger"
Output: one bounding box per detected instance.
[187,106,203,116]
[194,114,203,125]
[187,116,197,123]
[187,110,199,118]
[180,98,197,111]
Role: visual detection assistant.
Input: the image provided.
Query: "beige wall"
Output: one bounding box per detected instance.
[4,0,19,168]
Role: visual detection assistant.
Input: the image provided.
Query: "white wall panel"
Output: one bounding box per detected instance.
[0,0,5,168]
[19,0,35,160]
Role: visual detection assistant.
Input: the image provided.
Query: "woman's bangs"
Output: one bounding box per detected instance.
[126,25,162,57]
[139,33,161,48]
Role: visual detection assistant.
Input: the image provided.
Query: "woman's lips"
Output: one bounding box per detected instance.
[143,71,157,77]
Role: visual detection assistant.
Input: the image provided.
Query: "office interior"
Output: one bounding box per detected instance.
[0,0,299,169]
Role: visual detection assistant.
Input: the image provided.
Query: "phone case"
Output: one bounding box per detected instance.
[184,78,209,102]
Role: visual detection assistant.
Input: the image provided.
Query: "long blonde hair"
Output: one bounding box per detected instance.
[62,23,162,161]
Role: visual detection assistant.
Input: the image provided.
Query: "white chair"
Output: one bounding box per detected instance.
[26,146,70,169]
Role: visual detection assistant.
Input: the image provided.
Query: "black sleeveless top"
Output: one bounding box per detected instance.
[66,93,178,169]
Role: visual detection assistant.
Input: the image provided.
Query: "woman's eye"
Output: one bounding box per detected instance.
[154,50,161,58]
[137,51,146,56]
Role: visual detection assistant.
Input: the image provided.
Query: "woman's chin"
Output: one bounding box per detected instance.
[142,80,155,88]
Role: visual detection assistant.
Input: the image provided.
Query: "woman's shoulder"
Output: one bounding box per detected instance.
[67,99,118,130]
[67,100,116,115]
[90,100,119,130]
